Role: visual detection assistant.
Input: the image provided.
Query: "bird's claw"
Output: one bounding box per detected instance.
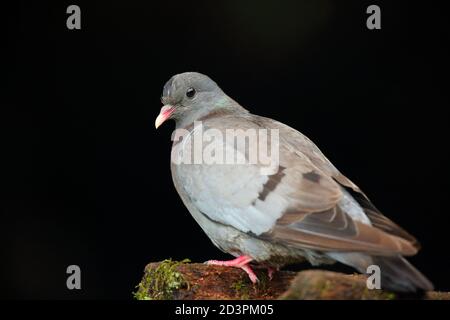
[204,255,258,284]
[241,264,259,284]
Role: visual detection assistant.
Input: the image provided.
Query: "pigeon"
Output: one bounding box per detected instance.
[155,72,433,292]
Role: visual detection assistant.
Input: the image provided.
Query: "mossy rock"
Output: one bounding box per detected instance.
[134,259,191,300]
[135,261,449,300]
[279,270,397,300]
[135,260,295,300]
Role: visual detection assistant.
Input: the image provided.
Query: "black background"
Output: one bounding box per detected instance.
[5,0,449,299]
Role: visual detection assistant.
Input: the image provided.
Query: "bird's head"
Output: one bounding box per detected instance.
[155,72,227,129]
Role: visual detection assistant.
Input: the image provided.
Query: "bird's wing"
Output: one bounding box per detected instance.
[176,114,417,256]
[341,187,420,249]
[256,115,420,249]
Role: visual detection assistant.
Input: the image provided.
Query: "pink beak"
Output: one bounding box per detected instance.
[155,105,175,129]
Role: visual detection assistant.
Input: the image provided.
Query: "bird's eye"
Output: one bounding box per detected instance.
[186,87,196,98]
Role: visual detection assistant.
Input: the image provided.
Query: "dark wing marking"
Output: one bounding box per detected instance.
[257,166,286,201]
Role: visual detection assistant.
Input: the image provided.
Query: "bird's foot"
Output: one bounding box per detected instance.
[241,264,259,284]
[205,255,259,284]
[253,265,278,280]
[205,255,252,267]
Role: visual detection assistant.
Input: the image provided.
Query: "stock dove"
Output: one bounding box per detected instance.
[154,72,433,292]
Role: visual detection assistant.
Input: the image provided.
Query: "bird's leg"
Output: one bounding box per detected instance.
[205,255,259,284]
[240,264,259,284]
[205,255,252,267]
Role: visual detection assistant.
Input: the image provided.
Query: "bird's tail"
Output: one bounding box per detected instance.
[327,252,434,292]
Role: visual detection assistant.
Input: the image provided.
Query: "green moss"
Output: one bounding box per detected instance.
[360,286,397,300]
[315,279,332,296]
[385,292,396,300]
[361,287,371,299]
[134,259,190,300]
[230,279,250,300]
[257,271,270,292]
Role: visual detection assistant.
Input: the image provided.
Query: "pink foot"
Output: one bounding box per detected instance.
[205,255,259,284]
[241,264,259,284]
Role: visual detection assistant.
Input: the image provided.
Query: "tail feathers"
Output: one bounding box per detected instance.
[372,256,433,292]
[327,252,434,292]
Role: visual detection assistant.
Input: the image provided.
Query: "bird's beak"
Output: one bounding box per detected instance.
[155,105,175,129]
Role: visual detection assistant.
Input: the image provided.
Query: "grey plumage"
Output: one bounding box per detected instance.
[155,72,433,292]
